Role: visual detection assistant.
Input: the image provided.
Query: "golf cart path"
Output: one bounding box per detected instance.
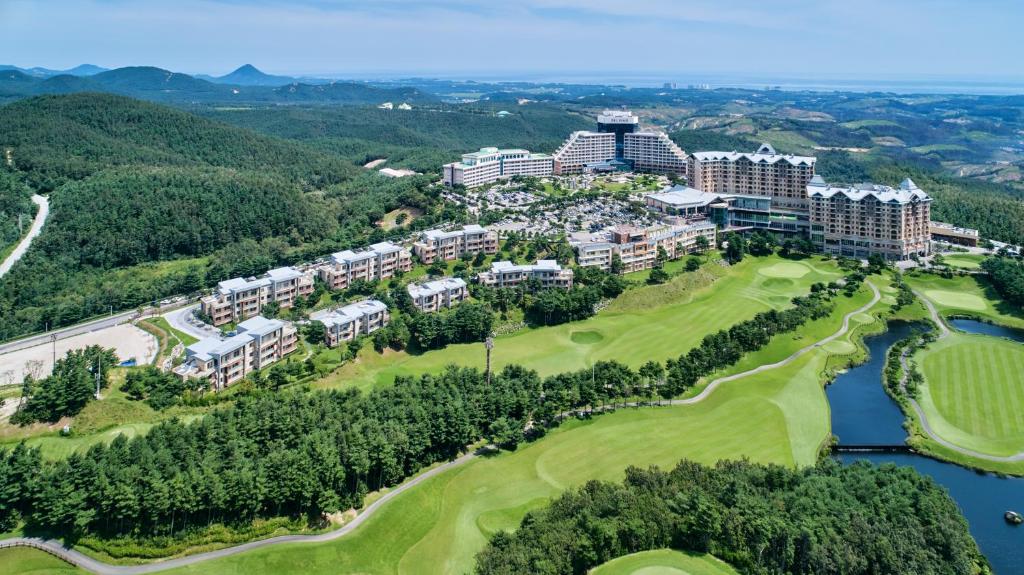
[0,281,884,573]
[0,194,48,279]
[901,290,1024,462]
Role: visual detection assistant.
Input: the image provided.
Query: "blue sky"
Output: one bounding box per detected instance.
[1,0,1021,81]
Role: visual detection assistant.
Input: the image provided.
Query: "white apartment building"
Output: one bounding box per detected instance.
[576,222,717,273]
[623,132,688,175]
[311,299,391,348]
[407,277,468,312]
[808,176,932,261]
[477,260,573,289]
[173,316,298,389]
[318,241,413,291]
[443,147,554,188]
[688,143,816,211]
[412,225,499,263]
[553,131,617,175]
[201,267,314,326]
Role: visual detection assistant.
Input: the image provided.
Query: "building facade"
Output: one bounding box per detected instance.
[317,241,413,291]
[930,221,980,247]
[623,132,688,175]
[173,316,298,389]
[645,186,805,235]
[412,225,498,264]
[576,222,717,273]
[596,109,639,160]
[808,176,932,261]
[477,260,573,289]
[688,144,816,211]
[311,299,391,348]
[201,267,314,326]
[553,131,617,175]
[407,277,468,312]
[443,147,554,188]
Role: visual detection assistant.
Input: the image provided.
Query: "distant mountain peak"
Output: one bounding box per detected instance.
[214,64,296,87]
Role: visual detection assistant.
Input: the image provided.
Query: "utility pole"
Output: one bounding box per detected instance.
[50,333,57,367]
[485,336,494,386]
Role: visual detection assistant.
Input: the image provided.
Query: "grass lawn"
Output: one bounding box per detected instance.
[0,547,85,575]
[939,253,986,270]
[318,255,842,392]
[915,332,1024,457]
[146,316,198,346]
[590,550,738,575]
[904,272,1024,329]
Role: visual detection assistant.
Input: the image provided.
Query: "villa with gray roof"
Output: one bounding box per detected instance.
[576,222,716,273]
[317,241,412,291]
[201,266,314,326]
[688,143,816,211]
[311,299,391,347]
[443,147,554,188]
[477,260,573,289]
[407,277,468,312]
[173,315,298,389]
[412,225,498,264]
[808,176,932,261]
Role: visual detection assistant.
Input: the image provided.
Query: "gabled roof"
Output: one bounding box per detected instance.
[691,144,814,166]
[807,178,931,204]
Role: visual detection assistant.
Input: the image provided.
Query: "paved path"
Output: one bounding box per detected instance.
[0,282,885,573]
[0,194,48,280]
[901,290,1024,462]
[163,304,219,341]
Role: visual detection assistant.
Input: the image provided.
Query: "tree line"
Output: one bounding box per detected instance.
[11,346,118,424]
[981,255,1024,307]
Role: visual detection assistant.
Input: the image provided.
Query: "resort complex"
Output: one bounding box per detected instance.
[201,267,315,326]
[174,315,299,388]
[443,147,554,188]
[407,277,468,312]
[687,143,817,210]
[412,224,499,263]
[477,259,574,288]
[318,241,413,290]
[311,299,391,347]
[576,222,717,272]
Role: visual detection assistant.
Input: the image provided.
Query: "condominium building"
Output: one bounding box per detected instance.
[201,267,314,326]
[688,144,816,211]
[317,241,412,291]
[576,222,717,273]
[553,131,616,175]
[173,316,298,389]
[412,225,498,264]
[623,132,688,175]
[808,176,932,261]
[407,277,468,312]
[477,260,573,289]
[443,147,554,188]
[311,299,391,348]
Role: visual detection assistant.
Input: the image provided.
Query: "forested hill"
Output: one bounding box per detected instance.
[0,93,443,341]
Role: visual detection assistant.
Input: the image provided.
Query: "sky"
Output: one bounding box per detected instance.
[1,0,1022,83]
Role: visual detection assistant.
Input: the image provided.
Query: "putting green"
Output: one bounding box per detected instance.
[923,290,987,312]
[590,550,738,575]
[321,256,841,391]
[916,333,1024,456]
[758,261,810,279]
[941,254,985,270]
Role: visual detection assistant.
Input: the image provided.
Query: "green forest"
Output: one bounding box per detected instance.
[0,170,35,252]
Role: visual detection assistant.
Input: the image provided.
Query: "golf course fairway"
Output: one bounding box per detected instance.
[590,550,739,575]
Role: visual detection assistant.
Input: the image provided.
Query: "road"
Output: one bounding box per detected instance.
[0,281,889,573]
[0,194,48,279]
[901,290,1024,462]
[163,304,220,340]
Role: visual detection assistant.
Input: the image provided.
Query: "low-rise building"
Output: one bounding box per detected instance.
[201,267,314,326]
[311,299,391,347]
[645,185,806,235]
[576,222,717,273]
[930,221,980,247]
[173,316,297,389]
[317,241,412,291]
[477,260,573,289]
[808,176,932,261]
[412,225,498,264]
[443,147,554,188]
[407,277,468,312]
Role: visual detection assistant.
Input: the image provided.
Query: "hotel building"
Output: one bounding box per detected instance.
[552,110,686,175]
[623,132,689,175]
[688,144,816,211]
[311,299,391,348]
[201,267,314,326]
[173,316,298,389]
[443,147,554,188]
[317,241,413,291]
[412,225,499,264]
[808,176,932,261]
[477,260,573,289]
[553,131,617,175]
[576,222,717,273]
[407,277,468,312]
[597,109,639,160]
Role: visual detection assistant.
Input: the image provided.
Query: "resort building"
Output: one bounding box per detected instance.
[317,241,412,291]
[201,267,314,326]
[808,176,932,261]
[576,222,717,273]
[645,185,807,235]
[553,110,686,175]
[623,132,688,175]
[407,277,468,312]
[442,147,554,188]
[477,260,574,289]
[412,225,499,264]
[553,131,617,175]
[597,109,639,160]
[311,299,391,348]
[930,221,980,247]
[688,144,816,211]
[173,316,298,389]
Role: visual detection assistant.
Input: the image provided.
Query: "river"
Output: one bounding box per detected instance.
[827,320,1024,574]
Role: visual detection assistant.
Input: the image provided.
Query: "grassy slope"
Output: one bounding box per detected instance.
[590,550,738,575]
[904,272,1024,329]
[0,547,84,575]
[320,256,842,392]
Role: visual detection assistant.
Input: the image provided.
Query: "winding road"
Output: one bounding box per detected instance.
[900,290,1024,462]
[0,194,48,279]
[0,281,885,572]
